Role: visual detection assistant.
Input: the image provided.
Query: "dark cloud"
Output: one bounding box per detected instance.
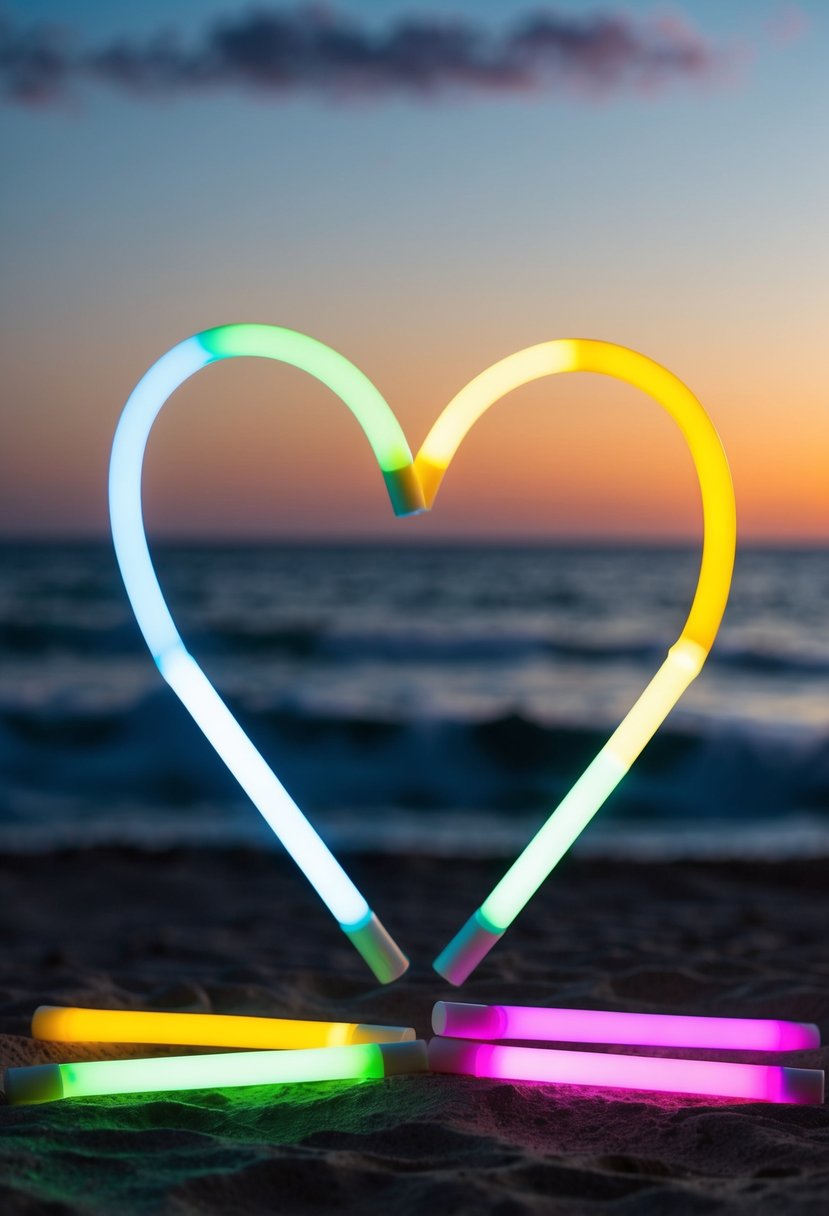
[0,6,733,110]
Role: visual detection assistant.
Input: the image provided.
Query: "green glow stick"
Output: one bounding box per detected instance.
[2,1040,428,1105]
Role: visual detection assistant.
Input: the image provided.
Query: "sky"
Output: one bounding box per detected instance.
[0,1,827,541]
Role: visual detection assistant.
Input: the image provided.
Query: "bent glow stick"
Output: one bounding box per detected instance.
[109,325,423,983]
[428,1039,824,1105]
[3,1039,428,1106]
[427,341,736,984]
[432,1002,821,1052]
[33,1006,416,1050]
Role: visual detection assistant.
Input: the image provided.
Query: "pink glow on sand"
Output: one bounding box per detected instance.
[431,1002,820,1051]
[428,1039,824,1104]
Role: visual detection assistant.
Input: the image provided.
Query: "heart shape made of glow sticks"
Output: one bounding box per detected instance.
[109,325,735,986]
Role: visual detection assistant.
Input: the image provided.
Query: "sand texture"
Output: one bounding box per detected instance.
[0,848,827,1214]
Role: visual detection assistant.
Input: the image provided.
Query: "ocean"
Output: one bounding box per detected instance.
[1,541,827,858]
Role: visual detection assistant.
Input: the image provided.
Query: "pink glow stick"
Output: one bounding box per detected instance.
[428,1038,824,1105]
[432,1002,820,1052]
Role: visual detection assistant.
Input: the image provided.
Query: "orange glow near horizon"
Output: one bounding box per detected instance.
[0,5,824,547]
[0,324,827,543]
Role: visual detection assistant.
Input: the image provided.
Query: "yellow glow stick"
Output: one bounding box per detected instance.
[426,340,736,985]
[32,1006,415,1050]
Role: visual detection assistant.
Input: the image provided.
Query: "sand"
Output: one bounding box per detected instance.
[0,847,826,1214]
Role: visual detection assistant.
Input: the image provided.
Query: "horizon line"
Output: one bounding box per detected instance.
[0,533,827,551]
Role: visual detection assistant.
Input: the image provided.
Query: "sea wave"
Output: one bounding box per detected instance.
[3,617,829,679]
[2,542,827,856]
[1,695,827,829]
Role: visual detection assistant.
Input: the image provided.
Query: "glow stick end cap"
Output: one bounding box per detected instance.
[433,911,504,987]
[383,465,427,517]
[380,1040,429,1076]
[432,1001,501,1037]
[343,913,409,984]
[781,1067,824,1105]
[3,1063,64,1106]
[31,1006,59,1038]
[427,1036,480,1075]
[354,1023,416,1044]
[431,1001,450,1035]
[412,456,445,509]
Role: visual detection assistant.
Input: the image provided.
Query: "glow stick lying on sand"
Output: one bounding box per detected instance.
[3,1040,428,1105]
[432,1002,821,1052]
[428,1039,824,1105]
[428,341,736,985]
[33,1006,416,1050]
[109,325,421,984]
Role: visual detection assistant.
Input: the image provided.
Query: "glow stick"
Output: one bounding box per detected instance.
[33,1006,416,1050]
[3,1040,428,1106]
[109,325,422,983]
[428,1039,824,1105]
[427,340,736,984]
[432,1003,821,1052]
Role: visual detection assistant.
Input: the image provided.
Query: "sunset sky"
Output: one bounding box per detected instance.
[1,1,826,541]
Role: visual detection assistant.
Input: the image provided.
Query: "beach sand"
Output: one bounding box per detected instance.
[0,847,826,1214]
